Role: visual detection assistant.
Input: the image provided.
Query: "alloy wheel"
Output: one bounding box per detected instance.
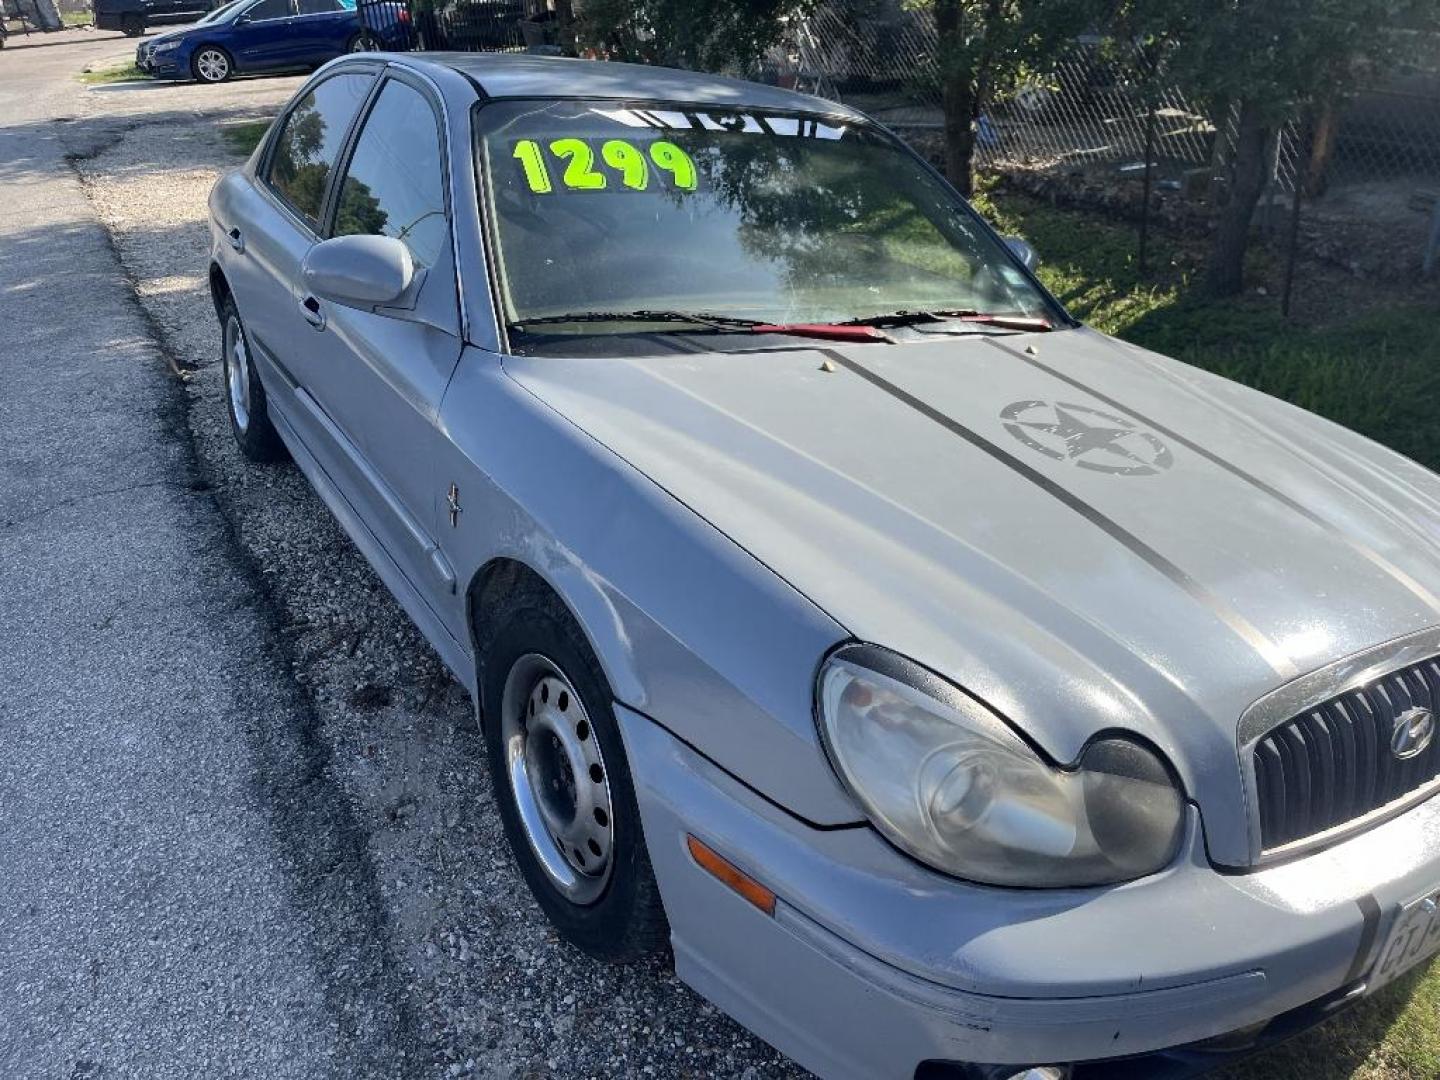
[195,48,229,82]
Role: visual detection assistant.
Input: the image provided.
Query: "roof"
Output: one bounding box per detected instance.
[404,53,866,120]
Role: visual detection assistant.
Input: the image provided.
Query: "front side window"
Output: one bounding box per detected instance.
[475,99,1059,330]
[332,80,448,268]
[266,72,374,230]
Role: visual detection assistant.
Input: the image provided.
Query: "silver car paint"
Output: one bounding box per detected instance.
[209,52,1440,1073]
[507,328,1440,866]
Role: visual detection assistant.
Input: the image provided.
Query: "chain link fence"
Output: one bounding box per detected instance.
[777,0,1440,291]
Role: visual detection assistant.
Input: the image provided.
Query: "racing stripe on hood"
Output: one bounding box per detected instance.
[983,337,1440,617]
[820,348,1300,679]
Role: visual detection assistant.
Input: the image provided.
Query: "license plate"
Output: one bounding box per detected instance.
[1369,888,1440,993]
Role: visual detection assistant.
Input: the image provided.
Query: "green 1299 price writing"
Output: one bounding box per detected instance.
[512,138,699,194]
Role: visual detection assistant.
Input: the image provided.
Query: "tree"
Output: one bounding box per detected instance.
[1126,0,1435,295]
[922,0,1099,196]
[576,0,811,73]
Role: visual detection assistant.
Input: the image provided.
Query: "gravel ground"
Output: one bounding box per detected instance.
[61,56,807,1080]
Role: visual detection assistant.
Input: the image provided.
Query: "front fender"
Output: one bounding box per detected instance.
[434,348,862,827]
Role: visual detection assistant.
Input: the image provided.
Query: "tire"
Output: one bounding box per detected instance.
[346,30,380,52]
[121,13,144,35]
[191,45,232,83]
[219,294,286,462]
[480,588,668,962]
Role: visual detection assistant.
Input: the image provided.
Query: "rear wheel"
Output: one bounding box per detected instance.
[481,589,668,961]
[191,45,232,83]
[220,295,285,462]
[347,30,380,52]
[121,12,144,35]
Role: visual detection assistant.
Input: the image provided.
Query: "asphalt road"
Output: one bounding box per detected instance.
[0,30,802,1080]
[0,29,419,1080]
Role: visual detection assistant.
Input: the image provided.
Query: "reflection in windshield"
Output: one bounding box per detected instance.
[477,100,1057,330]
[199,0,243,23]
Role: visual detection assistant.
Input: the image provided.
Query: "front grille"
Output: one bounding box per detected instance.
[1254,656,1440,851]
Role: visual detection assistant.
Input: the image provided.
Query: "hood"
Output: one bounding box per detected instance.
[504,327,1440,864]
[144,25,201,46]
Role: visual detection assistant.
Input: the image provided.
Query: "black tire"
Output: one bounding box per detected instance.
[346,30,380,52]
[121,13,144,35]
[191,44,233,83]
[480,587,668,962]
[219,294,286,462]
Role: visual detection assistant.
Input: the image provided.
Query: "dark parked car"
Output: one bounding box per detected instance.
[96,0,218,38]
[136,0,410,83]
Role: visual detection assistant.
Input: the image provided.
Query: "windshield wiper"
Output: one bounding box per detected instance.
[510,310,889,342]
[511,310,764,332]
[840,310,1054,332]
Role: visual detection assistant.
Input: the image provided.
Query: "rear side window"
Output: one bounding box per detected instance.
[332,80,448,268]
[297,0,344,12]
[266,72,374,230]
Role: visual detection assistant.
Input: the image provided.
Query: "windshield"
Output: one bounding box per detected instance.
[200,0,244,22]
[475,99,1060,331]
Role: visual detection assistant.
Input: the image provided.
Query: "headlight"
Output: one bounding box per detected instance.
[816,644,1185,887]
[154,40,181,52]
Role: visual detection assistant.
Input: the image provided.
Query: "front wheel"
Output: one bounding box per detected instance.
[191,45,232,83]
[481,592,668,961]
[121,13,144,35]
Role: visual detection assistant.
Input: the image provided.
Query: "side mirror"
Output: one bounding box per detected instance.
[302,234,414,307]
[1004,236,1039,271]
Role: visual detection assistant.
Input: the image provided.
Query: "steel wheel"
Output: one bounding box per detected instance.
[224,311,251,433]
[500,653,615,905]
[194,47,230,82]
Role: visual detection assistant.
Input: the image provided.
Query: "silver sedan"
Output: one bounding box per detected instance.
[208,52,1440,1080]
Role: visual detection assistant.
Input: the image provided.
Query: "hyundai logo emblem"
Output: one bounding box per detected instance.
[1392,707,1436,761]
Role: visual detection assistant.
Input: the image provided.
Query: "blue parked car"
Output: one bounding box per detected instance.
[136,0,410,83]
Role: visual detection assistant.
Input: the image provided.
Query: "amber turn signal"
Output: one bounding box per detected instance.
[686,835,776,916]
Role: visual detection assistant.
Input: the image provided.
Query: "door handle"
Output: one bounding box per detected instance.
[226,227,245,254]
[299,295,326,330]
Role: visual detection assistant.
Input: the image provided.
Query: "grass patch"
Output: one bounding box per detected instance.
[977,180,1440,1079]
[221,120,271,158]
[61,8,91,25]
[78,61,146,84]
[976,182,1440,471]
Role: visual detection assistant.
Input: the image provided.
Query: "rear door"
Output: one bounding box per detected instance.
[289,0,359,61]
[289,71,464,605]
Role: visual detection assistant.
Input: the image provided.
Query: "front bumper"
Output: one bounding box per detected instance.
[616,704,1440,1079]
[136,44,182,75]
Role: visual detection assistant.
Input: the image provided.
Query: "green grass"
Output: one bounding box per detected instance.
[977,181,1440,1079]
[77,61,146,84]
[974,181,1440,471]
[221,120,271,157]
[61,8,91,26]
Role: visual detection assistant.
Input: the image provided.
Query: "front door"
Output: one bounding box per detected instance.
[226,0,300,70]
[287,73,465,607]
[218,68,378,474]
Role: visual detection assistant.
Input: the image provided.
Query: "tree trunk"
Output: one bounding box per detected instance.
[943,76,979,195]
[934,0,977,196]
[1206,97,1274,296]
[1304,100,1337,198]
